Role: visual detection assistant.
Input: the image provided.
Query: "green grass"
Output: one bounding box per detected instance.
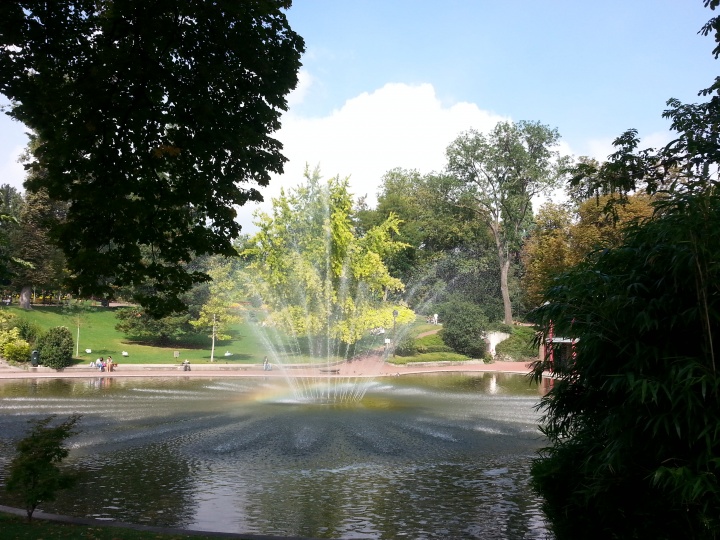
[2,306,531,366]
[495,325,538,360]
[0,512,239,539]
[3,305,271,365]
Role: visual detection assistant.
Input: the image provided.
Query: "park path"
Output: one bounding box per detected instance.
[0,354,533,380]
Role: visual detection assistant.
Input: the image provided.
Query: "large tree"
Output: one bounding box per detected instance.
[9,190,67,309]
[0,1,304,316]
[445,121,567,324]
[243,168,414,356]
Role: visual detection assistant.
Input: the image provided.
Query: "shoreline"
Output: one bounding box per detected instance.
[0,357,535,380]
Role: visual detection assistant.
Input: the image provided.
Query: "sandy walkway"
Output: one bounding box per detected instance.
[0,354,534,380]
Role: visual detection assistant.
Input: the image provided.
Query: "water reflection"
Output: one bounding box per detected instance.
[0,373,552,539]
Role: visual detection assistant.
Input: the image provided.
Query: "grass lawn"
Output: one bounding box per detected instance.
[2,305,269,365]
[1,306,533,366]
[0,513,238,539]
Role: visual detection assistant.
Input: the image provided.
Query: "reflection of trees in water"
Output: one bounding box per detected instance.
[49,442,195,528]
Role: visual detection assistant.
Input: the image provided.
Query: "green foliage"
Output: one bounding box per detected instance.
[494,326,537,360]
[36,326,73,369]
[5,414,80,521]
[414,332,453,354]
[243,167,414,352]
[438,299,488,358]
[4,338,31,363]
[446,120,569,323]
[14,317,42,345]
[393,335,417,356]
[0,1,304,315]
[115,307,194,346]
[530,187,720,538]
[0,326,21,354]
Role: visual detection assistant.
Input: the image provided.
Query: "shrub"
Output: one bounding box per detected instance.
[530,188,720,538]
[36,327,74,369]
[4,339,31,364]
[495,326,538,360]
[394,335,417,356]
[6,415,81,521]
[15,318,43,345]
[0,326,21,353]
[438,300,488,358]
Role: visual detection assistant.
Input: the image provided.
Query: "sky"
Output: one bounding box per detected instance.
[0,1,716,232]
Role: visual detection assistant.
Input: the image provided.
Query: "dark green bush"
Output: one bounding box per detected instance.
[495,326,537,360]
[394,335,417,356]
[530,187,720,539]
[36,327,74,369]
[438,300,488,358]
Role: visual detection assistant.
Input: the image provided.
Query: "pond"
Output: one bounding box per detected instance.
[0,372,552,539]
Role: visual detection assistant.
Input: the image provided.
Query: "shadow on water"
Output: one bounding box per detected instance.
[0,373,552,539]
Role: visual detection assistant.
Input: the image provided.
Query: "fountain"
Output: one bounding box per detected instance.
[239,171,420,404]
[0,174,553,538]
[0,373,550,539]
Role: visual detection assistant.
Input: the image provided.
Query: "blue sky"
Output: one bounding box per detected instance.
[0,1,716,231]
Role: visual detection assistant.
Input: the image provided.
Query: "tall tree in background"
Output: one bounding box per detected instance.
[445,121,567,324]
[0,184,24,284]
[10,190,66,309]
[521,194,655,309]
[0,1,304,316]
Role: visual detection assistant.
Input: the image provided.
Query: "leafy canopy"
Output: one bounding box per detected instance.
[243,167,414,351]
[531,4,720,535]
[0,1,304,316]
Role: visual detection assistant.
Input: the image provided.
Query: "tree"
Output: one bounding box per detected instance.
[0,1,304,316]
[191,257,242,362]
[531,188,720,538]
[36,326,74,369]
[243,168,414,355]
[520,202,575,309]
[115,306,195,346]
[521,194,655,309]
[531,4,720,535]
[445,121,568,324]
[5,414,80,521]
[9,190,67,309]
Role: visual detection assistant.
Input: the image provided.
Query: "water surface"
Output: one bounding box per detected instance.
[0,373,551,539]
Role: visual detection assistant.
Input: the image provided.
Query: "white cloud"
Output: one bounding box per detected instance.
[238,82,508,232]
[286,69,314,108]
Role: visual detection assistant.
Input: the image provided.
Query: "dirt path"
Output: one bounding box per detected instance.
[0,354,534,380]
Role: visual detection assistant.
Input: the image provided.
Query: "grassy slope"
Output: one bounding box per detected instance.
[3,307,537,365]
[4,306,269,365]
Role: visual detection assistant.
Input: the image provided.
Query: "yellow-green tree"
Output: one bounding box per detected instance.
[243,168,413,355]
[191,258,241,362]
[521,193,655,309]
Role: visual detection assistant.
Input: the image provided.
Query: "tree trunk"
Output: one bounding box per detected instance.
[19,285,32,310]
[499,255,513,325]
[491,226,514,325]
